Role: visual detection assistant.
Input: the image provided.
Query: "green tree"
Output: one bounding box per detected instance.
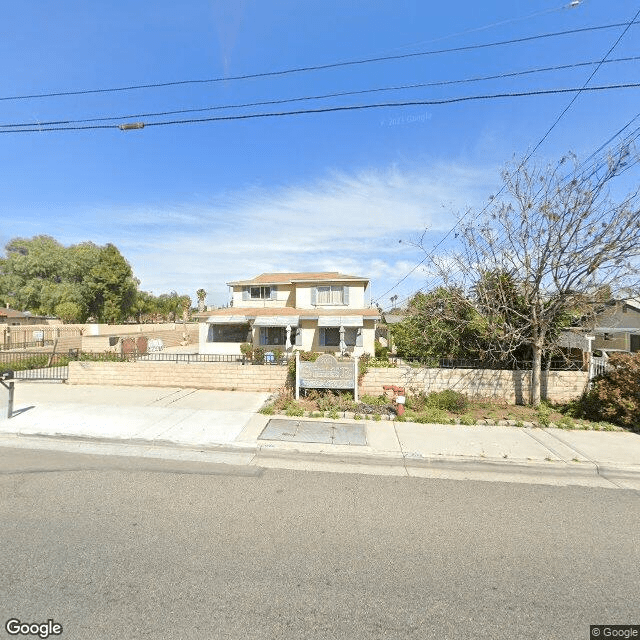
[391,288,486,364]
[425,149,640,405]
[54,301,83,323]
[196,288,207,312]
[84,244,137,322]
[0,236,137,322]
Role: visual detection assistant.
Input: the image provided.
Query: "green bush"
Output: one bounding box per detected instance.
[426,390,469,414]
[458,413,476,425]
[239,343,253,359]
[414,408,452,424]
[536,402,552,427]
[285,403,304,417]
[405,391,429,412]
[374,342,389,359]
[360,394,389,406]
[570,353,640,430]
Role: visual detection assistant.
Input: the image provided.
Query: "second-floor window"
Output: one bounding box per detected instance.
[251,286,271,299]
[316,285,345,305]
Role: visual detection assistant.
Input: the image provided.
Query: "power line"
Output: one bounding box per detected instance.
[1,21,637,103]
[4,56,639,130]
[375,8,640,308]
[1,83,639,134]
[381,118,640,311]
[382,3,570,53]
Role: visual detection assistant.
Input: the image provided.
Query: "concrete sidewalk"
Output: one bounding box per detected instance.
[1,382,639,489]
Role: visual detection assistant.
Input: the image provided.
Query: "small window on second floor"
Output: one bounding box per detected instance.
[316,285,344,305]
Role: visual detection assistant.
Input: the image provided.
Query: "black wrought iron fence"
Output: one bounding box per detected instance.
[136,352,289,365]
[389,356,584,371]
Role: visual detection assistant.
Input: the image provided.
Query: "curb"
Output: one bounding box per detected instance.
[1,431,639,486]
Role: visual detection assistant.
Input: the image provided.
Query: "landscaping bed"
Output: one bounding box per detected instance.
[260,388,625,431]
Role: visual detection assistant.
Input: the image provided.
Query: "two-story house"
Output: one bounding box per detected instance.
[199,272,379,356]
[592,297,640,353]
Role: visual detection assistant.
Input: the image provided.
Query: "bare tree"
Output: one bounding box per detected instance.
[427,148,640,405]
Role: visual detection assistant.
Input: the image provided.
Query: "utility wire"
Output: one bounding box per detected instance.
[382,3,570,53]
[381,118,640,311]
[3,56,639,129]
[1,83,639,134]
[375,8,640,308]
[1,21,636,103]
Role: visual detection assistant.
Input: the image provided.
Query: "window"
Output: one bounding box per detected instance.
[320,327,340,347]
[316,285,344,305]
[250,286,271,299]
[603,333,612,341]
[207,324,250,343]
[319,327,357,347]
[259,327,287,346]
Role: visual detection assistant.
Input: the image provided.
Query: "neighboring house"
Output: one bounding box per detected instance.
[0,307,50,326]
[199,272,379,356]
[592,298,640,353]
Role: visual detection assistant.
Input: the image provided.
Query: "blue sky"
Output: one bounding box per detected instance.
[1,0,639,309]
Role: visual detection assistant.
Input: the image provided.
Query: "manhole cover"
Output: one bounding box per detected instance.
[259,419,367,446]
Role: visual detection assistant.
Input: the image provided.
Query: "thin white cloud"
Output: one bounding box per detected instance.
[4,161,499,307]
[112,161,499,305]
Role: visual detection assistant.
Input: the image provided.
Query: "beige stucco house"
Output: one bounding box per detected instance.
[199,272,379,356]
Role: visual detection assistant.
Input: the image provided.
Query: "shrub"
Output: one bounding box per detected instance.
[405,391,429,412]
[458,413,476,425]
[259,405,275,415]
[414,408,452,424]
[285,403,304,417]
[536,402,552,427]
[374,342,389,360]
[240,343,253,359]
[571,352,640,430]
[360,394,389,406]
[557,415,574,429]
[253,347,265,363]
[426,390,469,414]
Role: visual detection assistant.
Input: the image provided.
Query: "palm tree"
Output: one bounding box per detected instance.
[196,288,207,312]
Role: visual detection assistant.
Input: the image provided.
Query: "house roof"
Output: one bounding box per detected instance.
[0,307,47,319]
[383,313,406,325]
[622,297,640,312]
[227,272,368,286]
[204,306,379,320]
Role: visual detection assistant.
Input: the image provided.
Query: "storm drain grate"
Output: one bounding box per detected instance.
[259,419,367,446]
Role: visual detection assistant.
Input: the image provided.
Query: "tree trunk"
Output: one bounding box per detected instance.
[531,343,542,406]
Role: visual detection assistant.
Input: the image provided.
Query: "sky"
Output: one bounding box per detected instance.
[1,0,639,310]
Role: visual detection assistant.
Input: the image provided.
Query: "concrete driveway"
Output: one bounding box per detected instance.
[0,382,270,446]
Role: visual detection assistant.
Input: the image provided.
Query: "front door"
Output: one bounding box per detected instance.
[631,334,640,353]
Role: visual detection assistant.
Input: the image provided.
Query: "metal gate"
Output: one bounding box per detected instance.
[0,352,69,382]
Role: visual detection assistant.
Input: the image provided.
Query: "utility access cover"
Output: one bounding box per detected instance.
[259,419,367,446]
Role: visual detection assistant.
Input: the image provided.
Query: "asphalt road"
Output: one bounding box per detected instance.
[0,447,638,640]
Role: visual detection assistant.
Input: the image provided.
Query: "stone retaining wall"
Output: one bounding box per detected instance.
[67,361,288,391]
[360,366,588,403]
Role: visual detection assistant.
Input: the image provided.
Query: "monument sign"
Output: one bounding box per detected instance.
[295,353,358,401]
